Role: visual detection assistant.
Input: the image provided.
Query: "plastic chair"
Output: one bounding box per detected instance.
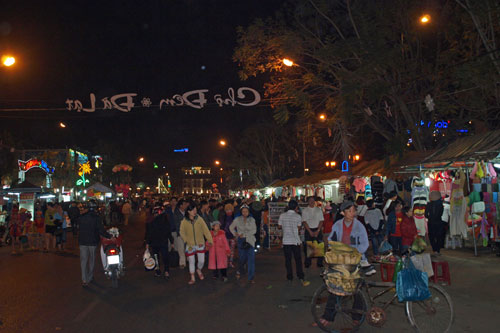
[380,262,396,282]
[431,260,451,285]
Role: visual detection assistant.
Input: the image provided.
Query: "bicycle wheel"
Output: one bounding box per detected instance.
[311,284,368,332]
[406,283,454,332]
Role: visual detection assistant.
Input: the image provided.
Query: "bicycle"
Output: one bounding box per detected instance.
[311,263,454,332]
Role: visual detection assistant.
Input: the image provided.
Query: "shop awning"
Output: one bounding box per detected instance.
[419,130,500,164]
[87,182,114,193]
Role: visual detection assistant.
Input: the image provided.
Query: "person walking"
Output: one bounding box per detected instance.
[78,200,109,287]
[44,203,57,252]
[9,206,22,254]
[179,204,213,285]
[199,200,213,229]
[146,206,174,279]
[230,205,257,283]
[219,203,236,268]
[278,200,310,286]
[302,196,324,268]
[68,202,80,237]
[121,200,132,226]
[426,191,445,256]
[174,199,189,268]
[207,221,230,282]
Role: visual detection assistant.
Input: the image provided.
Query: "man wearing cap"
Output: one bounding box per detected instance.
[318,200,373,327]
[302,196,324,268]
[328,201,375,276]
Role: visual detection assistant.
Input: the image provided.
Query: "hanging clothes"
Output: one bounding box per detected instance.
[411,186,429,208]
[353,177,367,193]
[383,178,398,194]
[450,188,468,238]
[414,215,427,237]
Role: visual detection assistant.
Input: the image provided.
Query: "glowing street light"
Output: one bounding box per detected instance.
[330,161,336,167]
[219,140,227,147]
[215,160,220,166]
[354,154,360,161]
[1,55,15,67]
[319,113,326,121]
[138,157,145,162]
[59,122,66,128]
[325,161,330,167]
[420,14,431,24]
[283,58,294,67]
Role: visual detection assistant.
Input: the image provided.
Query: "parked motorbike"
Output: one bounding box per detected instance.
[100,227,124,288]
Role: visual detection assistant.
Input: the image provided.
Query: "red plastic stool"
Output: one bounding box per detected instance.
[431,261,451,285]
[380,263,396,282]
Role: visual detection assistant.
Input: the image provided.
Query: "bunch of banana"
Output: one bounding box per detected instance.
[326,266,360,293]
[328,241,354,252]
[325,242,362,265]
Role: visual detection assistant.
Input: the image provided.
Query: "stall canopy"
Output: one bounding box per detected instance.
[87,182,114,193]
[400,130,500,172]
[422,130,500,163]
[6,181,42,193]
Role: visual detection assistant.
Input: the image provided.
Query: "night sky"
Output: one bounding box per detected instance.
[0,0,284,171]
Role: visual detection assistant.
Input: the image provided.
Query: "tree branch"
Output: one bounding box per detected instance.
[308,0,346,40]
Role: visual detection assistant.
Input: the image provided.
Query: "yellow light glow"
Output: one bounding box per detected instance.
[215,160,220,165]
[219,140,226,146]
[59,122,66,128]
[355,155,360,161]
[331,161,336,166]
[325,161,330,167]
[283,58,294,67]
[1,55,15,67]
[139,157,144,162]
[420,14,430,24]
[319,114,326,121]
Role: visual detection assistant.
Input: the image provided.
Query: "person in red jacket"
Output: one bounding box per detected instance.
[401,206,418,254]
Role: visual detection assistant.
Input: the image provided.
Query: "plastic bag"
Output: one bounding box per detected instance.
[396,258,431,302]
[306,240,325,258]
[378,240,392,254]
[143,248,156,271]
[411,237,427,254]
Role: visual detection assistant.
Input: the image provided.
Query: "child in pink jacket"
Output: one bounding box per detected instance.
[208,221,230,282]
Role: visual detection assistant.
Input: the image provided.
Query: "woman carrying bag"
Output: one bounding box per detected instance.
[180,203,213,285]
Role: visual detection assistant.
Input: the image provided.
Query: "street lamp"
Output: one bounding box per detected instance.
[283,58,294,67]
[59,122,66,128]
[219,139,227,147]
[138,157,145,162]
[420,14,431,24]
[215,160,220,166]
[354,154,360,161]
[1,55,15,67]
[319,113,326,121]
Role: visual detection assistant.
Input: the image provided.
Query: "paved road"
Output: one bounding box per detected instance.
[0,214,498,332]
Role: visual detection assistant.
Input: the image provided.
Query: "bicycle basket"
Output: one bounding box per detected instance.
[324,265,361,296]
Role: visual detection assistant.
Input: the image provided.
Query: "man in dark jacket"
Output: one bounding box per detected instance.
[78,200,109,287]
[68,201,80,236]
[146,206,174,278]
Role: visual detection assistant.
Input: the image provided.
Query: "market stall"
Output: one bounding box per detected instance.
[399,130,500,256]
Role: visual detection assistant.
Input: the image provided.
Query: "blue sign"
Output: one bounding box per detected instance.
[173,148,189,153]
[342,161,349,172]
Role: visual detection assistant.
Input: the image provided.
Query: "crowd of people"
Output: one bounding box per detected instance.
[1,188,444,291]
